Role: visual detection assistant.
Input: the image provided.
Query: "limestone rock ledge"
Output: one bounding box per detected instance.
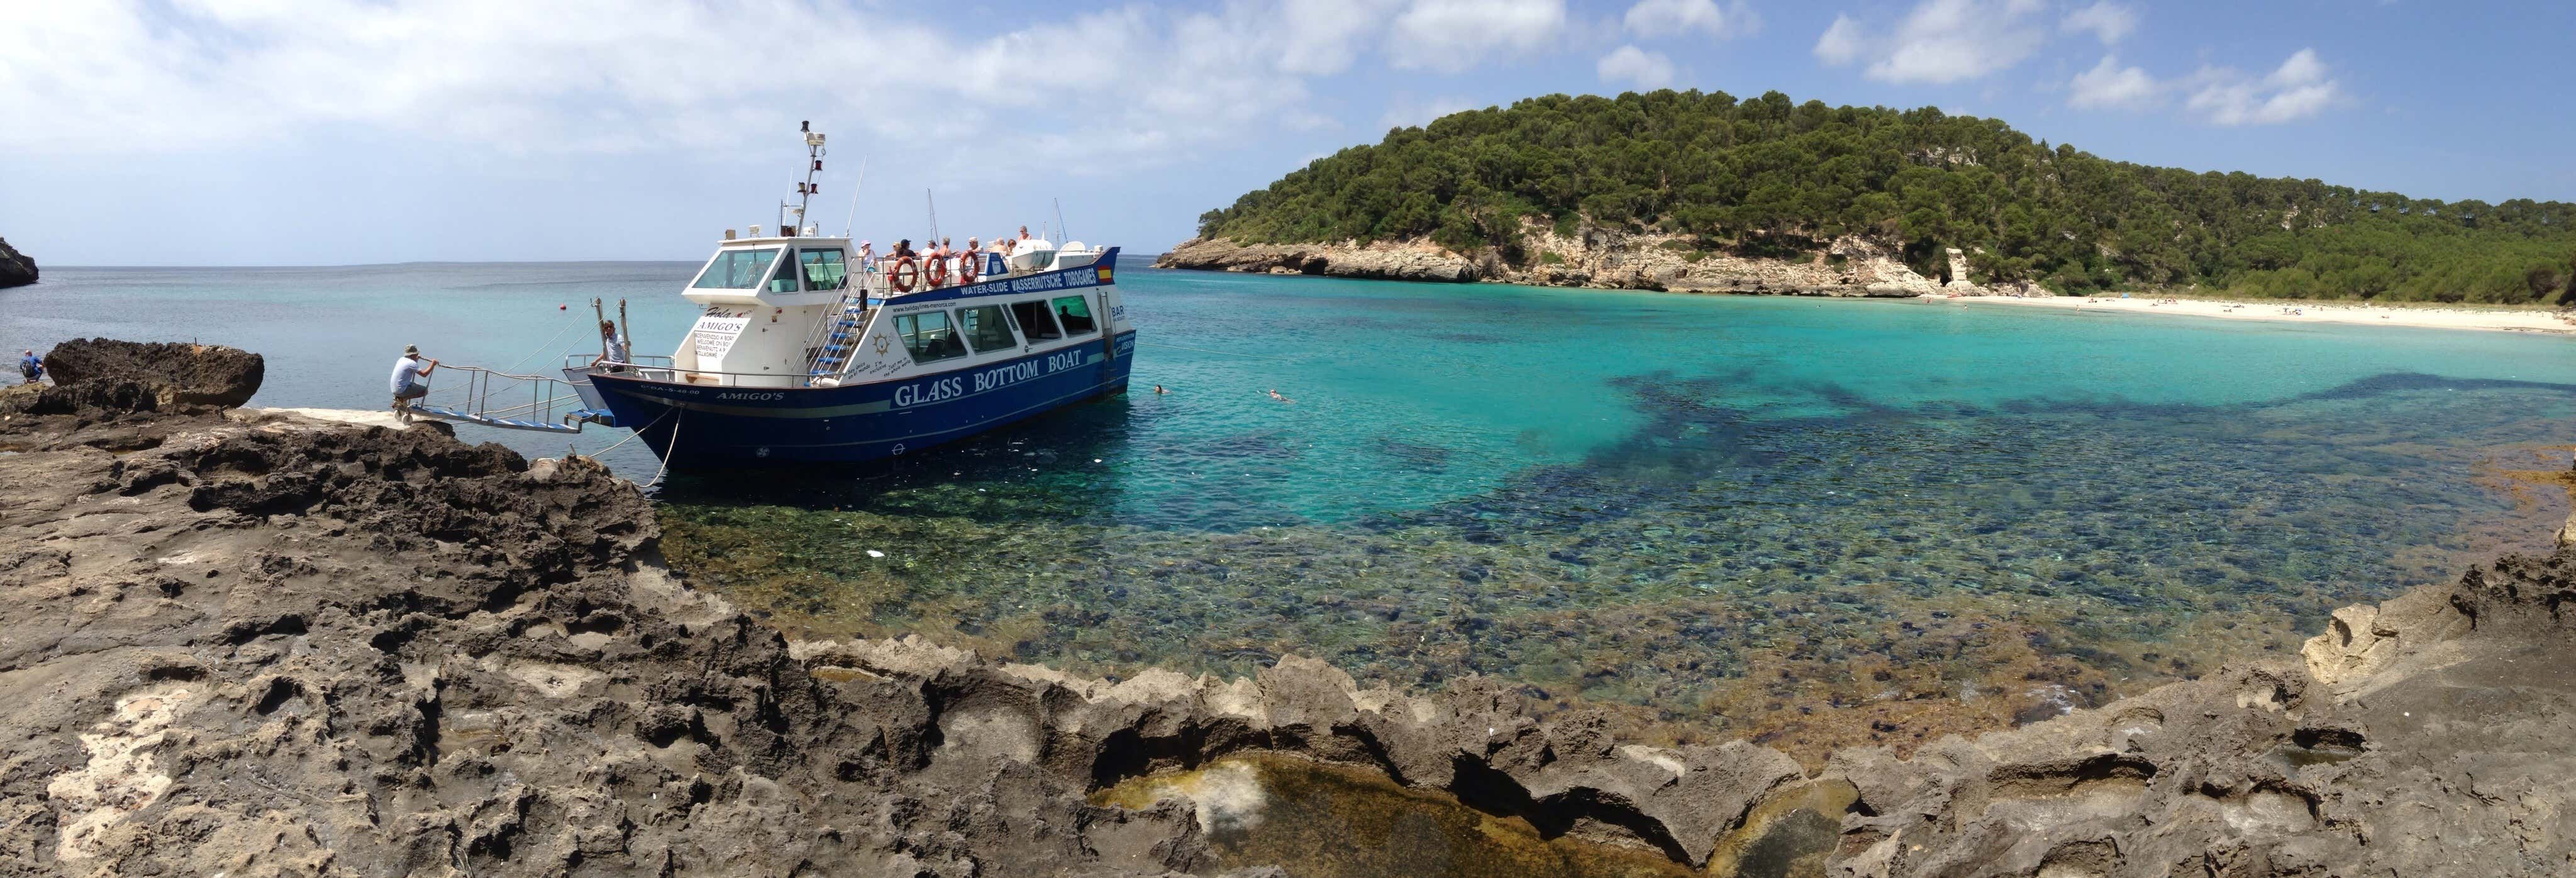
[0,236,33,289]
[2,340,2570,877]
[1155,231,2048,298]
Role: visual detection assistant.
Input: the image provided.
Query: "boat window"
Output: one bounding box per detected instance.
[1009,301,1062,340]
[765,257,801,293]
[798,250,848,291]
[692,248,780,289]
[894,311,967,364]
[1051,296,1098,335]
[957,304,1018,353]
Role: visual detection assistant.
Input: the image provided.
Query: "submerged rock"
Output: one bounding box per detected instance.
[0,236,33,289]
[2,339,2571,876]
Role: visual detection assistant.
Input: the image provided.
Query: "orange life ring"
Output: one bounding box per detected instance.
[959,251,982,284]
[925,254,950,287]
[888,257,918,292]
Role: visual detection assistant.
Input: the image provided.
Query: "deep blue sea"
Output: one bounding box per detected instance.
[11,257,2573,748]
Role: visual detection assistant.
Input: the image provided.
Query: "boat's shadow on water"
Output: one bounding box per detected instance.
[650,397,1140,523]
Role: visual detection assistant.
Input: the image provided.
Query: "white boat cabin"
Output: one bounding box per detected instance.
[656,230,1114,389]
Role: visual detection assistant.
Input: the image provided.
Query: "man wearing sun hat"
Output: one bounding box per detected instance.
[389,344,438,418]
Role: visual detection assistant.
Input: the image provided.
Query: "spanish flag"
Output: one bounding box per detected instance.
[1097,265,1114,283]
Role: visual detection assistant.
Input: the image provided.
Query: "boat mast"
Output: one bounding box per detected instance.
[926,189,941,243]
[841,156,867,238]
[1053,197,1068,243]
[782,121,827,235]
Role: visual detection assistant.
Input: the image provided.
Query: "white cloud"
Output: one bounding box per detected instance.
[1387,0,1568,72]
[1597,45,1680,89]
[2067,55,2158,109]
[1274,0,1409,75]
[1623,0,1750,38]
[2060,2,2139,45]
[1813,14,1867,66]
[0,0,1509,179]
[2184,48,2346,125]
[1811,0,2050,84]
[1377,95,1481,131]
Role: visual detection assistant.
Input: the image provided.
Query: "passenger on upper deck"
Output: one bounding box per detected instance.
[892,239,916,260]
[857,240,875,268]
[1018,226,1031,241]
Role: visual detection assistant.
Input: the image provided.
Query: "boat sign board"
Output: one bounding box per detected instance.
[692,313,752,360]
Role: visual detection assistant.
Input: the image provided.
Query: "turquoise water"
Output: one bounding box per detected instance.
[11,260,2574,750]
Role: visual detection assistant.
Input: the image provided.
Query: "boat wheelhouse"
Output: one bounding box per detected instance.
[406,124,1135,469]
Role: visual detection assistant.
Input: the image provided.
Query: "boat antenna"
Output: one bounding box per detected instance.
[841,156,867,238]
[1052,197,1068,242]
[926,189,941,243]
[784,121,826,235]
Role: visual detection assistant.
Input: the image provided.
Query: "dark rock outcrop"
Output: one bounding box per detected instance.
[2,340,2571,876]
[40,338,266,408]
[0,236,33,289]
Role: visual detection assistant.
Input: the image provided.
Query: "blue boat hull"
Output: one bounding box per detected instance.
[591,331,1136,468]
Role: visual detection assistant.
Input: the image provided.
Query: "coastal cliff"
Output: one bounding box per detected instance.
[3,341,2572,875]
[1155,229,2028,297]
[0,237,35,289]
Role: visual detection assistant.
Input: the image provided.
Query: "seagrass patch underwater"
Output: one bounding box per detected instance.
[656,267,2576,759]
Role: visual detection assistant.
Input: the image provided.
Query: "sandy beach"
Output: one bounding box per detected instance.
[1935,292,2575,335]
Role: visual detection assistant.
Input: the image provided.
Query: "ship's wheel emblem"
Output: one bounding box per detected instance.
[873,333,892,355]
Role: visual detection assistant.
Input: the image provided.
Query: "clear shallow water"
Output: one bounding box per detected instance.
[12,260,2575,755]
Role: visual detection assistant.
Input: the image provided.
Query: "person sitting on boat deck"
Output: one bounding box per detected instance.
[390,345,438,412]
[594,321,630,373]
[18,350,42,386]
[1018,225,1031,241]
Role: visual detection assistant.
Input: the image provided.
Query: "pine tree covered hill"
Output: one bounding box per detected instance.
[1194,89,2576,304]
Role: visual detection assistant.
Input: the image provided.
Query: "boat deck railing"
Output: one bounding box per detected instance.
[405,363,611,434]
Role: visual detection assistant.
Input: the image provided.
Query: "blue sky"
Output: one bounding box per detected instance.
[4,0,2569,266]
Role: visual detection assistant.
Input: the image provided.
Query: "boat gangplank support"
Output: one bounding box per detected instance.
[403,363,617,435]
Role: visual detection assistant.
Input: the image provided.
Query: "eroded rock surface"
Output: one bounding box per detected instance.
[38,338,266,409]
[0,340,2568,877]
[1153,230,2050,298]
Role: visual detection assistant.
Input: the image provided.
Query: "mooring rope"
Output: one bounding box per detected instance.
[589,406,674,458]
[644,409,684,489]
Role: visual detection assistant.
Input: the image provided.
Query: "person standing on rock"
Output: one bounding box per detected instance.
[390,345,438,417]
[17,350,40,385]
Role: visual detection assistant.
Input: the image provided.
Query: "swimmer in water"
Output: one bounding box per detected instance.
[1154,384,1168,394]
[1267,389,1294,404]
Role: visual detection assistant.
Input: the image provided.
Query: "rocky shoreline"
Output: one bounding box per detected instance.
[1153,230,2043,297]
[0,237,35,289]
[3,340,2570,875]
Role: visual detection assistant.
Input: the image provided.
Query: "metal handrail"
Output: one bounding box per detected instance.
[416,364,589,426]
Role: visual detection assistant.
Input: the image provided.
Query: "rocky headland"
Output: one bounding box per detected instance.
[1155,229,2044,298]
[1,340,2570,876]
[0,238,35,289]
